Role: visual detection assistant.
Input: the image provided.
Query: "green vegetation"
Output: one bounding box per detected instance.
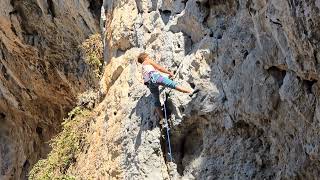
[29,35,102,179]
[29,107,91,180]
[79,34,104,78]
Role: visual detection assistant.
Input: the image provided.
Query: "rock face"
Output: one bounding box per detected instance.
[0,0,101,179]
[31,0,320,179]
[94,0,320,179]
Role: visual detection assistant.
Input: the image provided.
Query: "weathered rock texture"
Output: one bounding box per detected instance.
[0,0,101,179]
[31,0,320,179]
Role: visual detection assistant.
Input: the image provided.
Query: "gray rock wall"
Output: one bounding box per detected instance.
[96,0,320,179]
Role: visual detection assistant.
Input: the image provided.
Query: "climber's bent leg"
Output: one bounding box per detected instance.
[156,74,191,93]
[147,82,163,120]
[156,75,177,89]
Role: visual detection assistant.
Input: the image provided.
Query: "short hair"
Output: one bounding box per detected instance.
[138,52,148,63]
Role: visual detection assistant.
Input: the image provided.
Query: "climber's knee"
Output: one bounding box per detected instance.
[157,75,177,89]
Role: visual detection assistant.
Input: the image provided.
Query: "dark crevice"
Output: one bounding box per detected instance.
[177,136,186,175]
[184,35,193,55]
[159,128,171,176]
[88,0,103,18]
[241,49,249,59]
[159,93,175,165]
[80,15,91,33]
[23,31,39,46]
[202,1,211,26]
[2,66,9,80]
[159,10,171,25]
[36,127,43,137]
[164,93,172,118]
[246,0,256,16]
[135,0,142,13]
[269,19,283,27]
[232,60,236,66]
[303,80,317,94]
[189,82,196,89]
[9,10,18,15]
[234,120,250,129]
[175,125,204,176]
[314,50,318,64]
[47,0,56,18]
[181,0,188,6]
[10,24,18,36]
[21,160,30,180]
[0,112,6,123]
[267,66,286,87]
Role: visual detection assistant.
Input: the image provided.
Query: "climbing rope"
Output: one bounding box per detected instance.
[163,92,173,162]
[160,61,185,162]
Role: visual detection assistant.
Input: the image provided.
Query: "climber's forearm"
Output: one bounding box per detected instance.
[158,66,171,74]
[150,60,172,75]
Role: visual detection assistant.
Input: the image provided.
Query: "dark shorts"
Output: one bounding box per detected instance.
[147,82,161,107]
[146,73,178,107]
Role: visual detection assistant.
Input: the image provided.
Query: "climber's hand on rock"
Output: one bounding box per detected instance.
[168,72,174,78]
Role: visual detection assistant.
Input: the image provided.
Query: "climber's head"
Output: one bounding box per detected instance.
[138,52,149,64]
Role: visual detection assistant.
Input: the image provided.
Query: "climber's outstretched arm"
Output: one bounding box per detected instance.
[148,59,174,77]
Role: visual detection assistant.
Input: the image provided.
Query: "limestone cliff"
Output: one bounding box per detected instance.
[32,0,320,179]
[0,0,102,179]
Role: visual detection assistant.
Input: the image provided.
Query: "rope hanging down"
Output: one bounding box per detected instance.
[161,61,184,162]
[163,92,173,162]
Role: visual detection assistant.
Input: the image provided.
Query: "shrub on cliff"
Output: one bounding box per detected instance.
[29,107,92,180]
[79,34,104,78]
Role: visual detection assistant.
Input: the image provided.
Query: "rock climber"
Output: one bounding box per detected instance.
[137,52,191,120]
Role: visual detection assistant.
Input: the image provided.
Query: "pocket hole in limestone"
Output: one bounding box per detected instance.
[160,10,171,25]
[267,66,286,87]
[0,112,6,122]
[303,80,317,94]
[189,82,196,89]
[36,126,44,140]
[179,106,185,113]
[36,127,43,136]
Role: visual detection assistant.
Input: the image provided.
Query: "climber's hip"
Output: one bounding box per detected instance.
[145,73,177,107]
[148,73,177,89]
